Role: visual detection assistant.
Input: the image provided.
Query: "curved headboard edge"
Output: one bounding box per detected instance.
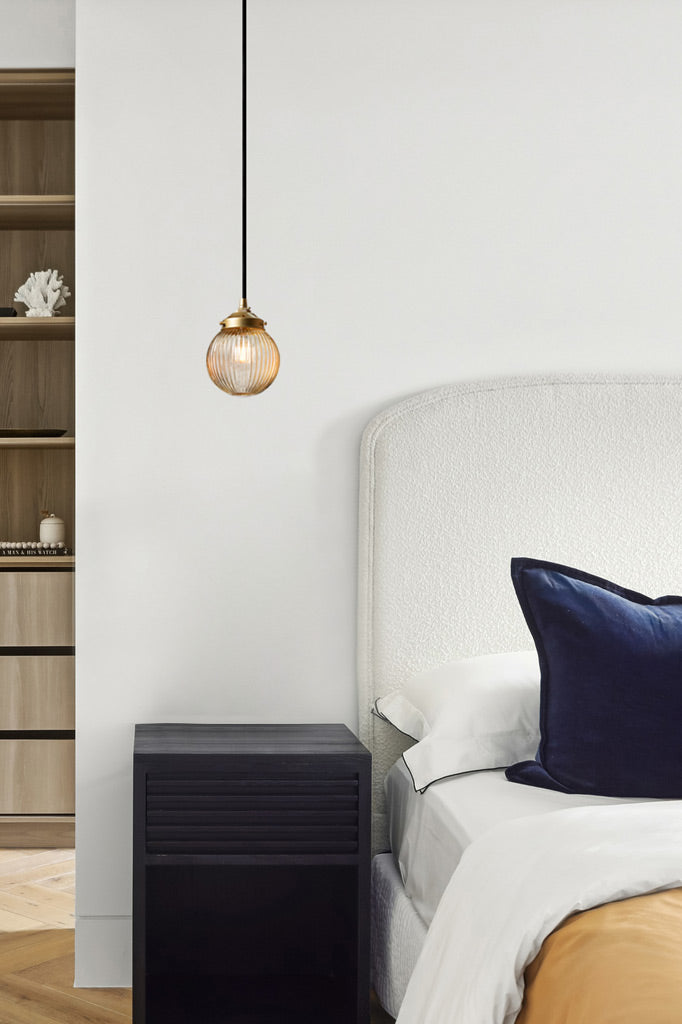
[357,373,682,852]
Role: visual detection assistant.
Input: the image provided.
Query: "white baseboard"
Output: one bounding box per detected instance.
[74,915,132,988]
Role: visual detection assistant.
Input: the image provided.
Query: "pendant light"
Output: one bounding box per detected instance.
[206,0,280,396]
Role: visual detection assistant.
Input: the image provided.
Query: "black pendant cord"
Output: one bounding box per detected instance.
[242,0,247,301]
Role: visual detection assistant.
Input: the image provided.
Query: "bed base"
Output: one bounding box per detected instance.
[371,853,427,1019]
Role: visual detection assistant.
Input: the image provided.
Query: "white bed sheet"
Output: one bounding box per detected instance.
[386,757,653,928]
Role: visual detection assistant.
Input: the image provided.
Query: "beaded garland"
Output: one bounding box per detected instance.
[0,541,70,555]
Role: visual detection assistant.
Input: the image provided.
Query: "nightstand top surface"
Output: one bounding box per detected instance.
[134,722,369,759]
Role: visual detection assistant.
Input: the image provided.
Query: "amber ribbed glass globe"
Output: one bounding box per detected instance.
[206,325,280,395]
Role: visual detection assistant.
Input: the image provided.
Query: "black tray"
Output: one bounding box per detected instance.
[0,428,67,437]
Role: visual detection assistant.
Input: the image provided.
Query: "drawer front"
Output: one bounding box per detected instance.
[0,571,73,646]
[146,774,360,855]
[0,739,74,813]
[0,655,74,729]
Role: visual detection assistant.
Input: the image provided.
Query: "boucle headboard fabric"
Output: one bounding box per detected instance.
[357,375,682,851]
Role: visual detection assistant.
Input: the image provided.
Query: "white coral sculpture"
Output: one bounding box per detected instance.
[14,269,71,317]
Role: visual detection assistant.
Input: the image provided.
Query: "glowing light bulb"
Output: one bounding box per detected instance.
[206,299,280,396]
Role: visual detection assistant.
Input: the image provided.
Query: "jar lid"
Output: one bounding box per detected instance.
[40,511,64,525]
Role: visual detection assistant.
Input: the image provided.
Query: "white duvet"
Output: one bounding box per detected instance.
[396,801,682,1024]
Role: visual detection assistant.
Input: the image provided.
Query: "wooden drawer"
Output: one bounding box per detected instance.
[0,571,73,646]
[0,655,74,729]
[145,774,360,855]
[0,739,74,813]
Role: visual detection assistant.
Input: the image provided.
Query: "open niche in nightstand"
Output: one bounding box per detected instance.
[133,723,371,1024]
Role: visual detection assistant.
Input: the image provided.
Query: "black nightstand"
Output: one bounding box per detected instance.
[133,723,371,1024]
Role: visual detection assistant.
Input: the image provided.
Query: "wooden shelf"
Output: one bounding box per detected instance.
[0,556,74,566]
[0,70,75,120]
[0,436,73,449]
[0,316,74,340]
[0,195,74,230]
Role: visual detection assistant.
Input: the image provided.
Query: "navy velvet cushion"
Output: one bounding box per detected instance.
[506,558,682,797]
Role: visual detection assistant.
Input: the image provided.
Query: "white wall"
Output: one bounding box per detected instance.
[74,0,682,984]
[0,0,74,66]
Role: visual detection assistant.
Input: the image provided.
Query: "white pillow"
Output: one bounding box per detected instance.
[373,650,540,791]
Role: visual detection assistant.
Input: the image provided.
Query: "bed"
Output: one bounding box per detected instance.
[357,375,682,1022]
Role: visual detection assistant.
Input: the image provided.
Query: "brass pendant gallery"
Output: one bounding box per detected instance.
[206,0,280,396]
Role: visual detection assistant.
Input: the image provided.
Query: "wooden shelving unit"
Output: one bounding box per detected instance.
[0,68,75,848]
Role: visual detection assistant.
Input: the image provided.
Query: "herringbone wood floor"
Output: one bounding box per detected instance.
[0,849,393,1023]
[0,848,132,1023]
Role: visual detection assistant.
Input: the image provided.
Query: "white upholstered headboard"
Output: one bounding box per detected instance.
[357,375,682,850]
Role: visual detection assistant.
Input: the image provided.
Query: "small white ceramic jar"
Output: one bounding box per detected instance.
[39,512,66,545]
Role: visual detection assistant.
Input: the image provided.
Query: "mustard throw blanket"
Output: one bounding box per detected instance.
[519,888,682,1024]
